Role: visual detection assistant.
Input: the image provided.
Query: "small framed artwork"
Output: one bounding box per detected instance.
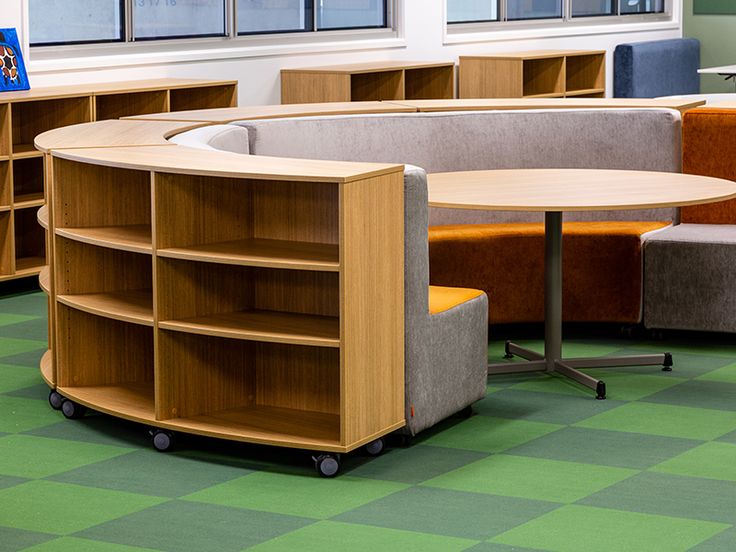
[0,28,29,92]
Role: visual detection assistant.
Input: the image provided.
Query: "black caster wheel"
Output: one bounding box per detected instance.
[313,453,340,478]
[394,433,413,447]
[364,438,385,457]
[150,429,176,452]
[457,405,474,419]
[61,399,87,419]
[662,352,673,372]
[595,381,607,401]
[48,390,64,411]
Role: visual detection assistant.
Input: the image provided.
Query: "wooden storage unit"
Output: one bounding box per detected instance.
[459,50,606,99]
[0,79,237,284]
[281,61,455,104]
[44,145,405,465]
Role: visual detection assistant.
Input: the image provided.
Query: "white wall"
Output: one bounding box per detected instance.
[1,1,682,105]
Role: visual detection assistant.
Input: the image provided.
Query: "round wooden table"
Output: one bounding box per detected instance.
[428,168,736,399]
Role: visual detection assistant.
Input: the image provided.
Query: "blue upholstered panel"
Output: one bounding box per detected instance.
[614,38,700,98]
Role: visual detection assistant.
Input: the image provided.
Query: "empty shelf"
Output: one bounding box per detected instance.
[57,289,153,326]
[56,225,152,253]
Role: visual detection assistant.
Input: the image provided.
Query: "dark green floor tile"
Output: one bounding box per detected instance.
[641,380,736,411]
[0,474,28,490]
[466,544,550,552]
[0,318,47,341]
[574,402,736,440]
[0,348,47,369]
[717,429,736,444]
[247,520,478,552]
[76,500,312,552]
[603,349,734,378]
[651,442,736,482]
[183,471,407,519]
[50,449,252,498]
[333,486,559,541]
[6,383,52,401]
[697,362,736,384]
[634,340,736,359]
[582,370,686,401]
[0,312,38,327]
[346,445,488,484]
[0,396,63,433]
[578,471,736,524]
[24,537,160,552]
[491,504,729,552]
[0,434,133,478]
[423,455,636,503]
[507,374,596,398]
[0,364,43,393]
[475,389,624,425]
[0,293,46,317]
[0,480,165,534]
[26,416,152,448]
[690,527,736,552]
[422,415,562,453]
[504,427,701,469]
[0,527,55,551]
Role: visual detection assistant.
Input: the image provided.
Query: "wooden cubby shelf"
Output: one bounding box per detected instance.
[56,225,153,254]
[57,290,154,326]
[62,382,156,424]
[459,50,606,99]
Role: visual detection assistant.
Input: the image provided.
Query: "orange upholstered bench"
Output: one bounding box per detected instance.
[429,285,485,315]
[429,221,669,324]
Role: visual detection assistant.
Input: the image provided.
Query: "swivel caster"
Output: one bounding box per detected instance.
[313,453,340,478]
[595,381,607,401]
[61,399,87,419]
[662,352,673,372]
[150,429,176,452]
[503,340,514,360]
[457,405,474,419]
[395,433,413,447]
[48,390,64,411]
[364,437,385,457]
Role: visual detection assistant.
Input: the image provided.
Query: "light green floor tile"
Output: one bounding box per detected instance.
[491,504,729,552]
[0,396,64,433]
[0,434,133,478]
[0,364,43,393]
[247,520,479,552]
[0,313,37,327]
[698,363,736,384]
[574,402,736,440]
[422,416,563,453]
[24,537,159,552]
[584,370,686,401]
[423,454,636,503]
[183,471,408,519]
[0,480,165,534]
[0,337,48,358]
[651,442,736,482]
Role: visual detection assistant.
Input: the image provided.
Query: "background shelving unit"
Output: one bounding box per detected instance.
[459,50,606,99]
[44,147,405,458]
[281,61,455,104]
[0,78,237,283]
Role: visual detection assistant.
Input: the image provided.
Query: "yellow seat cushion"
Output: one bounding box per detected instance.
[429,285,485,315]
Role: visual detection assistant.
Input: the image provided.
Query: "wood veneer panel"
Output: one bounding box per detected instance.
[565,53,605,95]
[12,157,44,204]
[56,225,152,254]
[405,65,455,100]
[0,104,9,157]
[0,160,10,206]
[14,208,45,265]
[95,90,169,121]
[57,290,153,326]
[459,58,522,99]
[169,84,237,111]
[523,57,564,97]
[281,72,351,104]
[11,97,92,152]
[340,171,405,445]
[350,70,404,101]
[0,212,11,275]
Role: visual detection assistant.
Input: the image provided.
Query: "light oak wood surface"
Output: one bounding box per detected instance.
[57,290,154,326]
[281,60,455,74]
[55,225,152,254]
[428,169,736,212]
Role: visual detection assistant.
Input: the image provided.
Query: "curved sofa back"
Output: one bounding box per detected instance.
[232,109,682,225]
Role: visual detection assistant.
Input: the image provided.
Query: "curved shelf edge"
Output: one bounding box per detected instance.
[37,205,49,229]
[40,350,54,387]
[39,266,50,294]
[57,291,154,327]
[55,226,153,254]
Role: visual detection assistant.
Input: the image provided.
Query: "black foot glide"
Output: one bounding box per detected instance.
[503,340,514,359]
[662,352,673,372]
[595,381,606,400]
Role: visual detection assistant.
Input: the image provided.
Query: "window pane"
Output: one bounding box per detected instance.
[507,0,562,20]
[29,0,123,46]
[238,0,312,34]
[447,0,499,23]
[572,0,614,16]
[317,0,386,30]
[621,0,664,13]
[134,0,226,40]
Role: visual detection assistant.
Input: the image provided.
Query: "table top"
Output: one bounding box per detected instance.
[427,169,736,212]
[698,64,736,75]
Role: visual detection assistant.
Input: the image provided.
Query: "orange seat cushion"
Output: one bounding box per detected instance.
[682,109,736,224]
[429,221,669,324]
[429,285,485,315]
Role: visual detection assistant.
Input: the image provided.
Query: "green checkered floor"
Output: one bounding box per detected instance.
[2,289,736,551]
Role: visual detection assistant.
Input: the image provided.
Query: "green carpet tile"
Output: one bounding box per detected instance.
[1,289,736,551]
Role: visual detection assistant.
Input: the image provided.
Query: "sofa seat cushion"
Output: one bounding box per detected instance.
[682,108,736,224]
[429,221,670,324]
[644,224,736,332]
[428,285,485,315]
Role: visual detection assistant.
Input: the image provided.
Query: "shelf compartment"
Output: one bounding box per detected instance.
[0,212,11,275]
[523,57,565,97]
[157,237,339,271]
[11,144,43,159]
[154,173,339,252]
[14,207,45,269]
[351,71,404,101]
[565,53,605,96]
[56,225,152,254]
[53,158,151,231]
[157,331,340,446]
[13,157,44,206]
[57,290,153,327]
[0,104,9,157]
[12,97,92,152]
[95,90,169,121]
[0,160,9,207]
[404,66,455,100]
[60,382,155,424]
[14,193,45,209]
[157,258,339,345]
[13,256,45,276]
[56,304,154,390]
[169,84,237,112]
